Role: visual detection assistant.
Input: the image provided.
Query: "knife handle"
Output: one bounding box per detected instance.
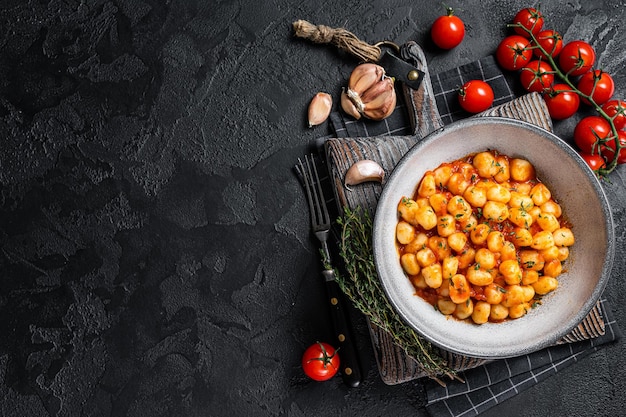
[322,270,362,388]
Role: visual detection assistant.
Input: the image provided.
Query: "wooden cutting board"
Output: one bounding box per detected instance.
[323,42,606,385]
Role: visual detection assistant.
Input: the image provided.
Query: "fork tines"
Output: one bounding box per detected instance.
[296,154,331,231]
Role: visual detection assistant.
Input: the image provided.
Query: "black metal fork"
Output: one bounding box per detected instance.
[296,154,362,388]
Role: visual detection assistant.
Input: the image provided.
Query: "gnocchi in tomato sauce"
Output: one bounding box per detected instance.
[396,150,574,325]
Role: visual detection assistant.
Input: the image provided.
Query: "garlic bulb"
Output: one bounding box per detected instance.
[344,160,385,190]
[341,63,396,121]
[308,92,332,127]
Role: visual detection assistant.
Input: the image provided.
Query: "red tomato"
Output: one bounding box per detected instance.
[580,152,606,171]
[520,60,554,93]
[601,100,626,129]
[533,30,563,59]
[458,80,494,113]
[496,35,533,71]
[542,84,580,120]
[512,7,544,38]
[574,116,611,154]
[559,40,596,76]
[577,70,615,105]
[603,130,626,165]
[431,7,465,49]
[302,342,340,381]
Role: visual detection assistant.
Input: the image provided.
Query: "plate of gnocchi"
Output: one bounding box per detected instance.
[373,117,614,359]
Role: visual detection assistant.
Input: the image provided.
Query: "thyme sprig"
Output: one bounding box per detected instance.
[334,206,456,380]
[511,20,623,177]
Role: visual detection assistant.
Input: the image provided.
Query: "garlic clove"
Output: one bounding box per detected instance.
[364,81,396,120]
[308,92,333,128]
[359,75,393,103]
[341,89,362,120]
[349,63,384,95]
[344,160,385,189]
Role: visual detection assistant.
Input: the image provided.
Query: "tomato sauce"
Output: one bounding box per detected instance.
[396,151,572,323]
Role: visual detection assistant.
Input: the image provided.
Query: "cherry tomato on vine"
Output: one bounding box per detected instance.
[533,29,563,59]
[559,40,596,76]
[431,6,465,49]
[542,84,580,120]
[520,60,554,93]
[601,100,626,129]
[577,70,615,105]
[603,130,626,164]
[580,152,606,171]
[512,7,544,38]
[496,35,532,71]
[458,80,494,113]
[573,116,612,154]
[302,342,340,381]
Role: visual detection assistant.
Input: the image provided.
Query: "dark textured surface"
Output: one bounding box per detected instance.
[0,1,625,416]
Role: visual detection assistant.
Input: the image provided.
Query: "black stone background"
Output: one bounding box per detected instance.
[1,1,625,416]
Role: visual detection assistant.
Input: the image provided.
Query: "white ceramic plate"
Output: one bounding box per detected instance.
[373,117,615,359]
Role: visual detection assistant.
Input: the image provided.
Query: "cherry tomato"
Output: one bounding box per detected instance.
[302,342,340,381]
[542,84,580,120]
[431,7,465,49]
[601,100,626,129]
[580,152,606,171]
[496,35,533,71]
[559,40,596,76]
[520,60,554,93]
[512,7,544,38]
[573,116,611,154]
[458,80,494,113]
[577,70,615,106]
[533,30,563,59]
[603,130,626,164]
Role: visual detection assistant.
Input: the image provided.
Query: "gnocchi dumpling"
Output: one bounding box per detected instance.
[395,150,573,325]
[396,221,416,245]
